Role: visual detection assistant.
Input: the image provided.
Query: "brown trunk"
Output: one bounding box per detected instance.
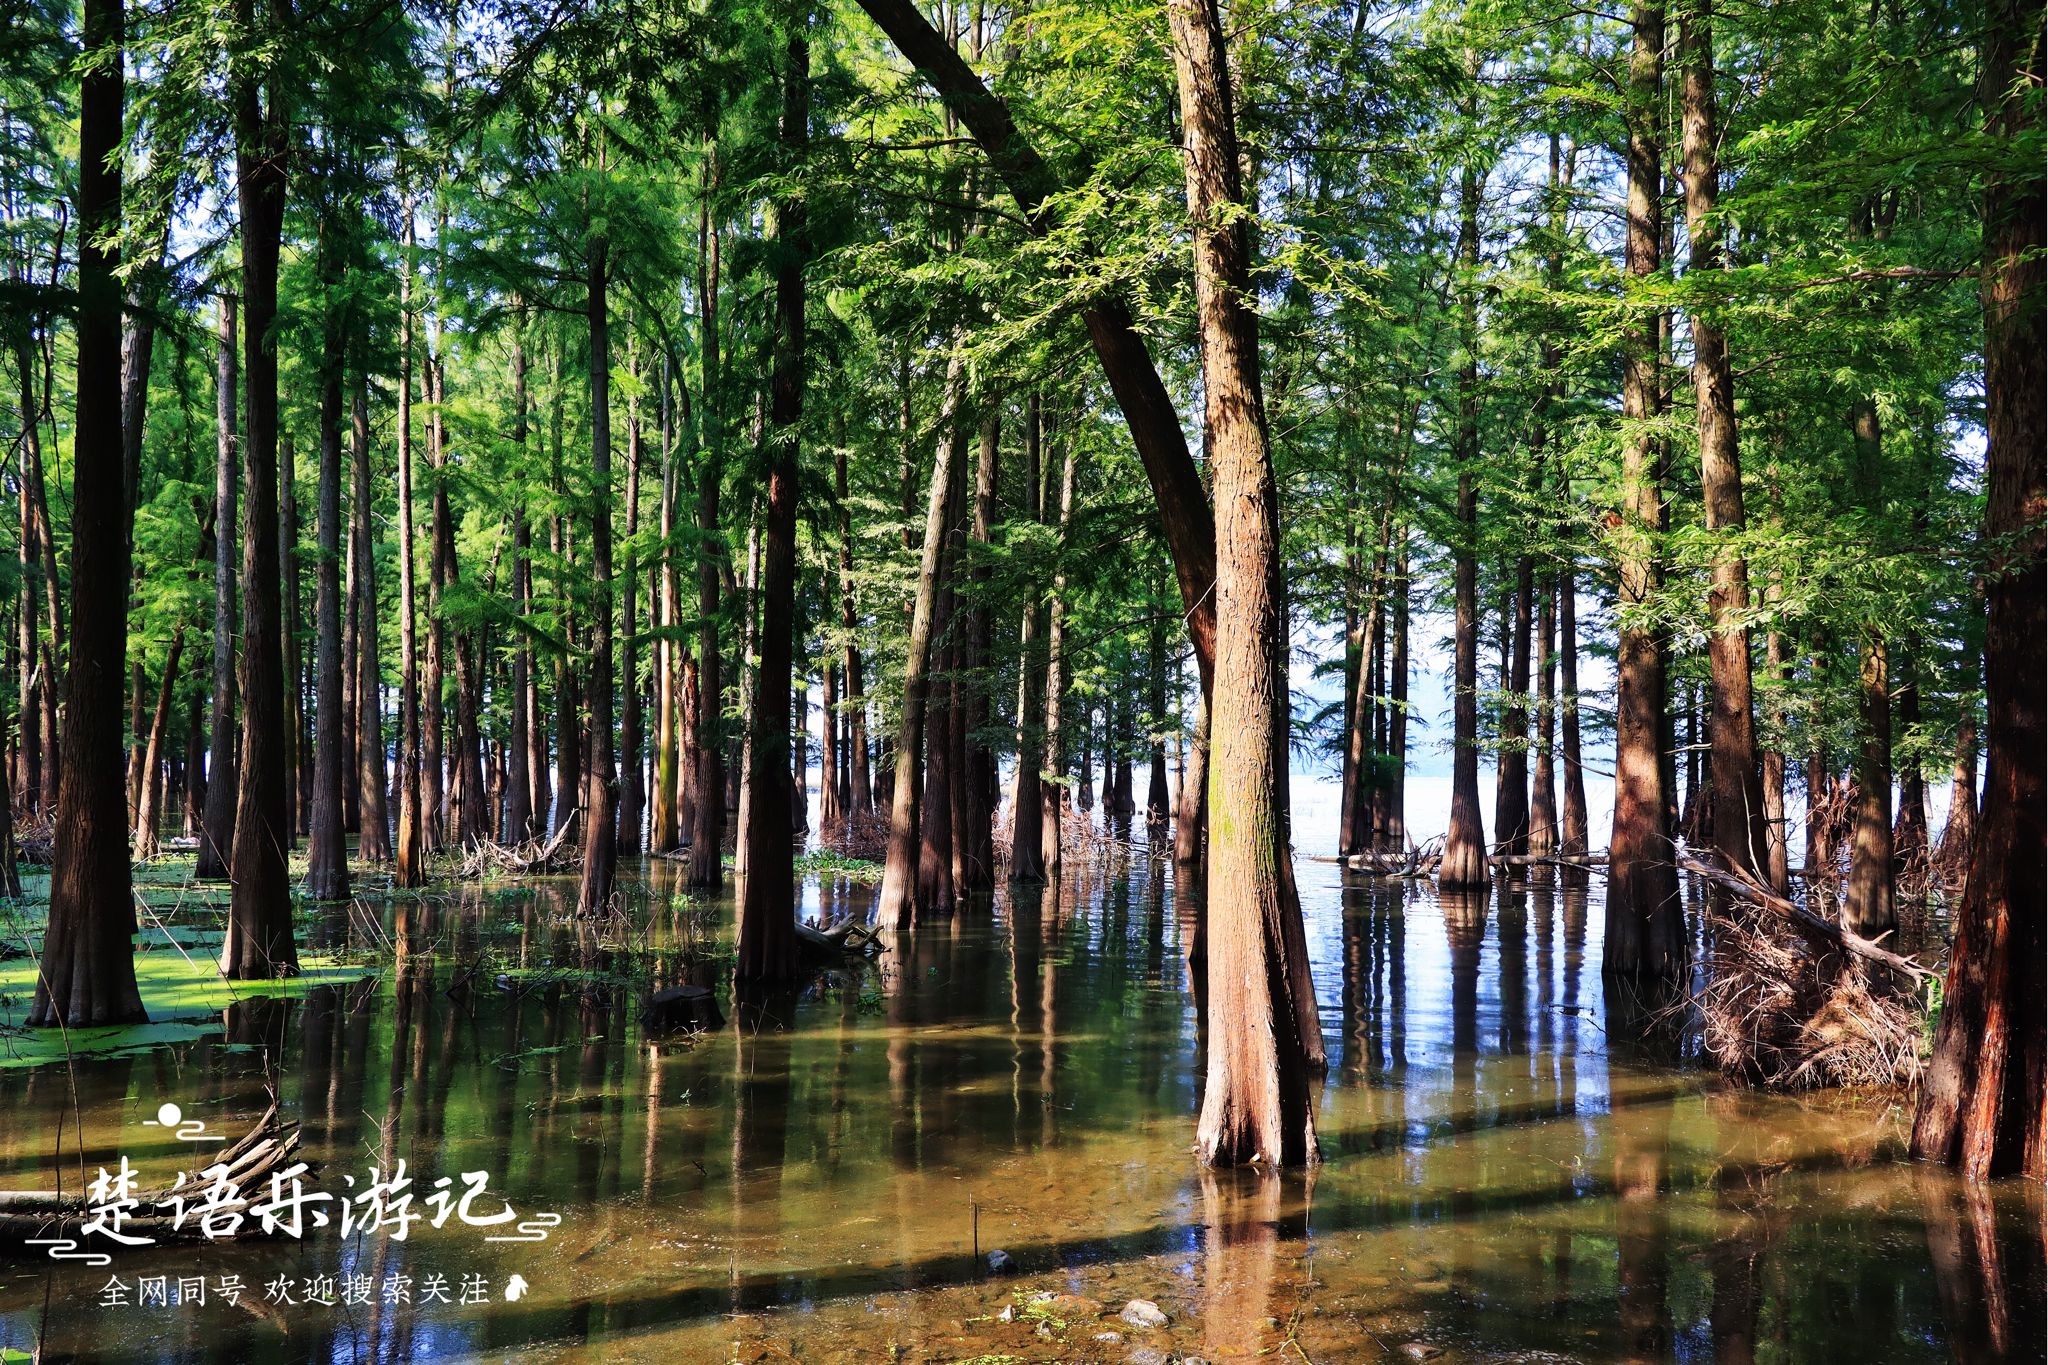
[282,430,306,842]
[1496,556,1534,861]
[651,355,681,850]
[922,444,961,915]
[820,655,840,832]
[1146,614,1171,830]
[1171,0,1318,1168]
[28,0,144,1026]
[736,21,808,980]
[422,345,451,850]
[1605,0,1683,977]
[960,408,998,893]
[222,22,297,979]
[352,367,389,862]
[876,350,968,930]
[1041,422,1075,879]
[392,202,426,889]
[1442,136,1488,891]
[686,162,726,890]
[1845,397,1895,937]
[1386,535,1409,851]
[617,339,647,855]
[1941,705,1978,870]
[1010,393,1046,882]
[132,632,185,858]
[1910,0,2044,1179]
[306,226,350,902]
[838,429,871,819]
[1531,573,1557,861]
[576,235,618,915]
[1684,0,1770,888]
[198,295,239,879]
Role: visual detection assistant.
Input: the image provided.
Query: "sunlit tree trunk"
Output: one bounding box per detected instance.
[1171,0,1318,1168]
[1683,0,1773,890]
[1911,0,2044,1179]
[1041,422,1075,879]
[392,201,426,889]
[1605,0,1683,977]
[28,0,143,1024]
[502,321,533,845]
[876,351,968,931]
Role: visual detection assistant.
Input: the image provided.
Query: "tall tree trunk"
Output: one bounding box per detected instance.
[1496,556,1534,861]
[132,634,185,858]
[1041,422,1075,879]
[1010,393,1046,882]
[920,445,961,916]
[617,342,647,855]
[352,368,389,862]
[1910,0,2045,1178]
[282,432,306,842]
[1441,136,1489,891]
[1605,0,1683,977]
[1386,533,1409,851]
[1845,397,1895,936]
[1171,0,1318,1168]
[876,351,968,930]
[1683,0,1771,888]
[960,408,998,893]
[29,0,144,1024]
[576,235,618,916]
[198,295,239,879]
[1531,572,1557,861]
[221,18,298,980]
[819,654,840,832]
[306,226,351,902]
[1146,614,1171,831]
[686,161,726,890]
[1941,705,1979,871]
[651,356,681,851]
[422,346,450,850]
[735,16,809,980]
[392,200,426,889]
[838,418,871,821]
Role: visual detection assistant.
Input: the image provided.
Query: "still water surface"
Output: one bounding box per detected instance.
[1,850,2040,1362]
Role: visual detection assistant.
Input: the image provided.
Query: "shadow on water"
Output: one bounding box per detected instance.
[0,848,2040,1362]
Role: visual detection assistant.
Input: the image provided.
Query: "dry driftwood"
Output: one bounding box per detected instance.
[457,809,581,879]
[1677,852,1933,983]
[0,1102,306,1248]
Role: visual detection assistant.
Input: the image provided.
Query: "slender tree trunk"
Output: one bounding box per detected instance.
[735,20,808,980]
[1606,0,1683,977]
[222,19,297,979]
[1496,556,1534,861]
[352,368,389,862]
[1683,0,1771,887]
[876,351,968,930]
[617,342,647,855]
[1941,706,1979,870]
[132,633,185,858]
[1531,573,1557,861]
[576,235,619,916]
[306,227,351,901]
[921,446,961,915]
[651,356,681,851]
[1010,393,1046,882]
[422,346,450,850]
[198,295,239,879]
[28,0,143,1025]
[687,163,726,890]
[838,420,871,821]
[1845,397,1895,937]
[392,200,426,889]
[960,408,998,893]
[1041,423,1075,879]
[282,432,306,842]
[1911,0,2045,1178]
[1387,533,1409,851]
[1146,615,1171,831]
[1170,0,1318,1168]
[1442,137,1489,891]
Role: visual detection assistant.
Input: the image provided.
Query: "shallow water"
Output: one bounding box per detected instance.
[1,849,2040,1363]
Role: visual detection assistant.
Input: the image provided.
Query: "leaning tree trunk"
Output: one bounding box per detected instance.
[222,28,298,981]
[876,350,968,931]
[1910,0,2044,1180]
[576,236,619,917]
[1605,0,1683,978]
[198,294,239,880]
[1170,0,1318,1169]
[29,0,145,1026]
[734,19,808,983]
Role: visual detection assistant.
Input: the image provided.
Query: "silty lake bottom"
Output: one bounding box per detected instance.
[1,850,2042,1364]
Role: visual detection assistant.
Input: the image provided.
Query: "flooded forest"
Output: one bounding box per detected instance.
[0,0,2042,1358]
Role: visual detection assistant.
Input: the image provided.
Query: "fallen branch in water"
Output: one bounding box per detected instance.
[457,810,581,879]
[0,1103,306,1248]
[1677,852,1932,984]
